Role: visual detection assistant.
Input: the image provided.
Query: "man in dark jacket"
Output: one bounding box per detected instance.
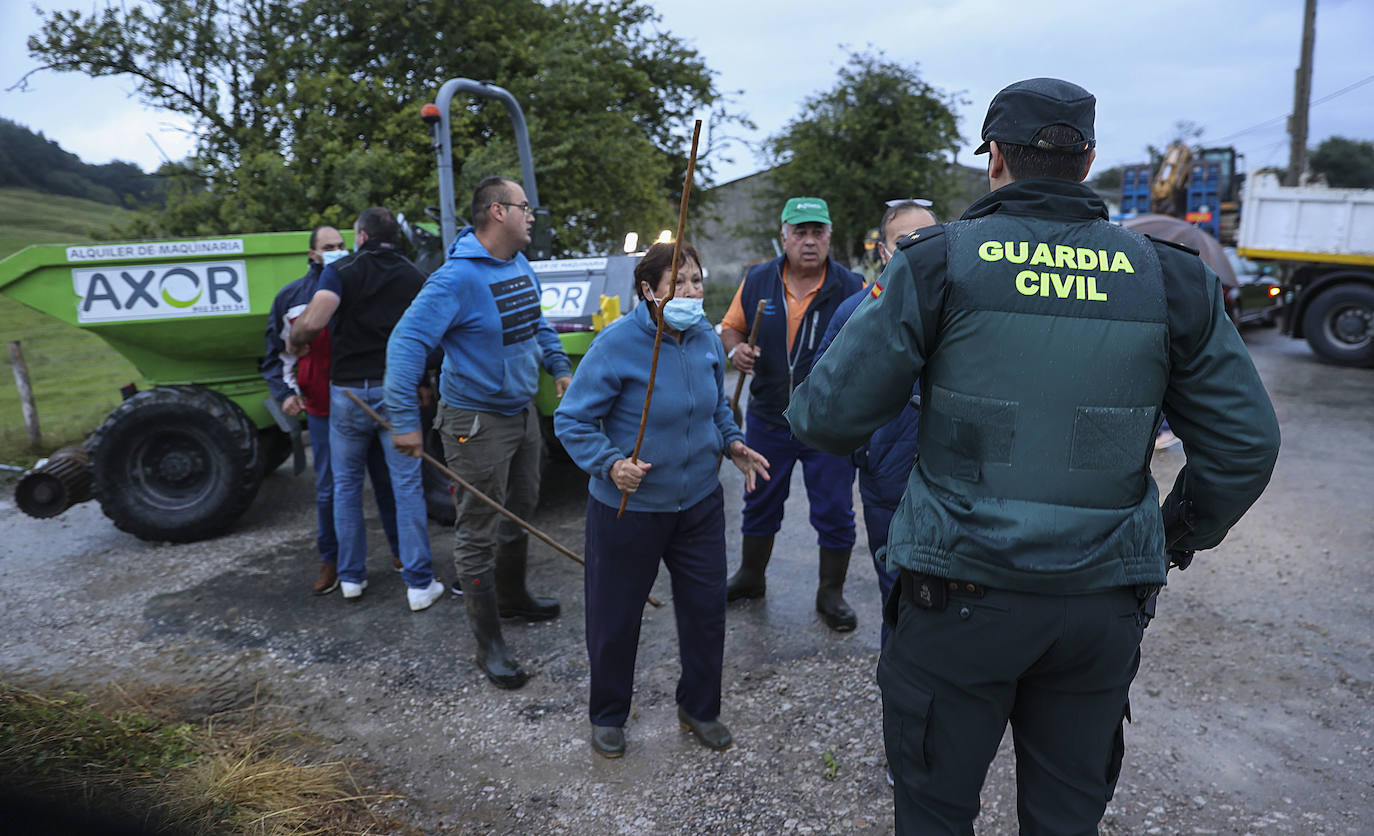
[262,226,401,595]
[788,78,1280,833]
[814,200,937,649]
[719,197,864,631]
[290,208,444,613]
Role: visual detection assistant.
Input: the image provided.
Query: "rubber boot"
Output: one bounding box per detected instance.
[816,547,857,632]
[726,535,774,601]
[495,538,560,621]
[464,572,529,689]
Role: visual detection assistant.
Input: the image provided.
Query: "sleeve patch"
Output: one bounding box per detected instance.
[896,224,946,251]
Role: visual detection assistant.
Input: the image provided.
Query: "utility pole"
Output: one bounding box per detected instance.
[1286,0,1317,186]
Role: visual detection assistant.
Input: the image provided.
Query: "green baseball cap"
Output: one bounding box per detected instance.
[780,197,831,226]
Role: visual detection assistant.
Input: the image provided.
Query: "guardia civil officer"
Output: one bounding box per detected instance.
[786,78,1280,833]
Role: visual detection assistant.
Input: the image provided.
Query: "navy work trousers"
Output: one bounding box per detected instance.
[584,486,727,728]
[741,415,855,550]
[880,580,1145,835]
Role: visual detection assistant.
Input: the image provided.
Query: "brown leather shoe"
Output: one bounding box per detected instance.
[312,562,339,595]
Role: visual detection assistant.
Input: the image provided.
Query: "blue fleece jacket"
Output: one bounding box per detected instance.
[554,302,744,513]
[385,227,572,433]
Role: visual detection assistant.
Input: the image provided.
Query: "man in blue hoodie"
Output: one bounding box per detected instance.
[386,176,572,690]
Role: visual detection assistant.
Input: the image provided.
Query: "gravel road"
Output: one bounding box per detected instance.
[1,325,1370,834]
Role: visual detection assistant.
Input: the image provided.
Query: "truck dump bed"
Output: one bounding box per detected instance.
[1237,173,1374,265]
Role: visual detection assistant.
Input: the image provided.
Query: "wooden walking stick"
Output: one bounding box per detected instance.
[617,119,702,519]
[729,299,768,427]
[344,390,661,607]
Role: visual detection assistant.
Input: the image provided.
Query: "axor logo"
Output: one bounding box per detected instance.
[72,260,250,323]
[540,280,591,318]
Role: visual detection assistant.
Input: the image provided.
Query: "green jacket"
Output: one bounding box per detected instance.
[786,179,1280,593]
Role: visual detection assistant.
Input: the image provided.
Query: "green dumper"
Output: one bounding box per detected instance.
[0,231,637,542]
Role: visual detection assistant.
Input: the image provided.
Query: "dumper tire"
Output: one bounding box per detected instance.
[259,426,294,475]
[89,386,264,542]
[1301,283,1374,367]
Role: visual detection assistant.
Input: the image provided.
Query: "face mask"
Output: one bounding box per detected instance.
[657,296,704,330]
[320,249,349,266]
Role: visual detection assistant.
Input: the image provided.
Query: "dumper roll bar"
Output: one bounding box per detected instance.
[430,78,540,251]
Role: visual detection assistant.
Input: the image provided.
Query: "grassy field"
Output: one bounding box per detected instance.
[0,187,141,466]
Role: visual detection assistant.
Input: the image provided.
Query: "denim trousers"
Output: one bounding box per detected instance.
[306,411,400,565]
[328,383,433,588]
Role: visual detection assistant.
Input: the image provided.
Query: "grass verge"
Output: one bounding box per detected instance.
[0,682,395,835]
[0,187,144,466]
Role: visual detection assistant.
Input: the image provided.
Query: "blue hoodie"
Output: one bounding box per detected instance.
[554,301,744,513]
[385,227,572,434]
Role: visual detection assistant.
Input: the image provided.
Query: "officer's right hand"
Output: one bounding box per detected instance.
[611,458,652,493]
[731,343,761,373]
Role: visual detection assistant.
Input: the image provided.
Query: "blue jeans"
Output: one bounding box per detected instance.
[306,412,400,564]
[329,383,433,588]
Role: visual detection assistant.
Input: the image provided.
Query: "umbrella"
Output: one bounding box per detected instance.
[1121,214,1237,288]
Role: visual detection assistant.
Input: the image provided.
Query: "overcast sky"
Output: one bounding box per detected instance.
[2,0,1371,187]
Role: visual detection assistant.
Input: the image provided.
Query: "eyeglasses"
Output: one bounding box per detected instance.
[885,198,934,208]
[495,201,534,215]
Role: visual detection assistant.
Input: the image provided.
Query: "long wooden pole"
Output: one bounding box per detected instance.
[729,299,768,427]
[8,341,41,451]
[342,389,662,607]
[617,119,702,518]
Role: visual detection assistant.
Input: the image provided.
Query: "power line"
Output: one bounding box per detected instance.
[1214,73,1374,143]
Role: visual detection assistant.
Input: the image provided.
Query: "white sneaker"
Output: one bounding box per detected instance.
[407,579,445,612]
[340,579,368,600]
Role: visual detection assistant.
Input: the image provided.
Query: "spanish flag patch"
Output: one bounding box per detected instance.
[869,281,884,299]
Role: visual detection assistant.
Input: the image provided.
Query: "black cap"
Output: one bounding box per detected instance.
[974,77,1096,155]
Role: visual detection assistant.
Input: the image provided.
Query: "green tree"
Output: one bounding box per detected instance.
[761,50,964,263]
[15,0,739,254]
[1309,137,1374,188]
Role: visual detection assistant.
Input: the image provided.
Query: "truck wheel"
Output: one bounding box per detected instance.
[259,426,293,474]
[1302,284,1374,367]
[89,386,264,542]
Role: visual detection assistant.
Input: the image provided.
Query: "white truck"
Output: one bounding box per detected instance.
[1237,172,1374,367]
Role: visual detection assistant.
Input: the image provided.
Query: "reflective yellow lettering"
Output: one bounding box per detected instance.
[979,240,1003,262]
[1030,243,1054,266]
[1015,269,1038,295]
[1075,274,1086,299]
[1076,248,1098,270]
[1087,276,1108,301]
[1049,272,1074,298]
[1054,245,1075,269]
[1005,242,1029,263]
[1110,251,1135,273]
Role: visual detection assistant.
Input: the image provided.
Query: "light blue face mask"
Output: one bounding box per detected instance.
[320,248,349,266]
[655,295,704,330]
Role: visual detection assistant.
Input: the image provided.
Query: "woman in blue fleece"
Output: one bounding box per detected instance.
[554,242,770,759]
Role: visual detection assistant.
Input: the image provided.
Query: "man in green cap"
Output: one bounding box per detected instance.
[718,196,864,631]
[787,78,1280,832]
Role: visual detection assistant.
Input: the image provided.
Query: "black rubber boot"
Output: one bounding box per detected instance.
[464,573,529,689]
[726,535,774,601]
[495,538,561,621]
[816,547,857,632]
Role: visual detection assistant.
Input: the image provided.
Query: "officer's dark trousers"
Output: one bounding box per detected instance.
[584,486,726,728]
[879,580,1145,835]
